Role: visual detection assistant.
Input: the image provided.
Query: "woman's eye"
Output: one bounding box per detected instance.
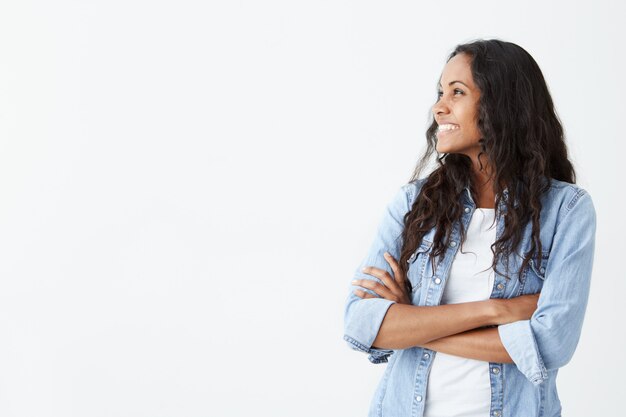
[437,88,464,98]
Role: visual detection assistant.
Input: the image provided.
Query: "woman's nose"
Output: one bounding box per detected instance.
[432,97,450,118]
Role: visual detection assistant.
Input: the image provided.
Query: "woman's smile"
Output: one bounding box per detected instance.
[437,124,460,138]
[432,53,483,156]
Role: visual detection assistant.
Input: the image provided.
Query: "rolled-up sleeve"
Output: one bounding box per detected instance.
[498,188,597,385]
[343,183,414,364]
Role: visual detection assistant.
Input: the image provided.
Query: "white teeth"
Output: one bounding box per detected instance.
[439,124,459,131]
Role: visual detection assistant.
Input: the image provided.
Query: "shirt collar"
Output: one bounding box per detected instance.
[462,176,550,210]
[462,184,510,210]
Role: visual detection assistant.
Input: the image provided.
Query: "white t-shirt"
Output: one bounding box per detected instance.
[423,207,497,417]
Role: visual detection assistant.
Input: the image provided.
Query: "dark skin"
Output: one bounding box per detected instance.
[350,53,539,362]
[434,52,497,208]
[352,253,526,362]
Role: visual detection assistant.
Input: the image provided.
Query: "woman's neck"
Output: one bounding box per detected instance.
[471,170,497,209]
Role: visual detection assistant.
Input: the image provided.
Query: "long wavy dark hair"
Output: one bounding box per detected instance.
[397,39,576,287]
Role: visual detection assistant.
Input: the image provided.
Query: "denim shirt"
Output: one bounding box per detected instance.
[343,177,597,417]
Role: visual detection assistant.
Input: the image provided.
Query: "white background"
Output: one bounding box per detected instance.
[0,1,623,416]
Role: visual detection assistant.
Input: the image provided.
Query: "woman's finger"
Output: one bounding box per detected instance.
[383,252,406,287]
[353,289,375,299]
[360,266,399,294]
[379,253,412,303]
[352,278,396,300]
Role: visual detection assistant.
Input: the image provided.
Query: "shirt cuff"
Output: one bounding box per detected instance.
[344,297,396,364]
[498,319,549,385]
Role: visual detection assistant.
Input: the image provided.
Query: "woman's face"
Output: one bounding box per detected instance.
[432,53,482,158]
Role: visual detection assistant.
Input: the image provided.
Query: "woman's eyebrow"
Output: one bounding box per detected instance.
[437,80,470,88]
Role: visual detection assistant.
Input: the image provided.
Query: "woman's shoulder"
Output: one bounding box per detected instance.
[400,176,594,214]
[544,177,594,212]
[403,178,429,205]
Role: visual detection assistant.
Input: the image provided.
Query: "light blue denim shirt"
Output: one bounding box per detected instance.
[343,177,597,417]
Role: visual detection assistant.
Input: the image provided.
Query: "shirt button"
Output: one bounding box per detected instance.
[464,207,470,213]
[492,367,500,374]
[450,241,457,247]
[540,267,545,273]
[496,283,504,290]
[434,277,441,284]
[423,353,430,359]
[415,395,423,402]
[493,411,501,417]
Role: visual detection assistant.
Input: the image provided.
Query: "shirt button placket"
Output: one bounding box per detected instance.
[489,365,503,417]
[408,252,416,263]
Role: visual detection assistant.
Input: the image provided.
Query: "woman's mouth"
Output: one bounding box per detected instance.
[437,124,460,137]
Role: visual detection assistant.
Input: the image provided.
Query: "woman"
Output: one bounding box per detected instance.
[343,39,597,417]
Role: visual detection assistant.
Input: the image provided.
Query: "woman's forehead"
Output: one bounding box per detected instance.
[438,54,475,89]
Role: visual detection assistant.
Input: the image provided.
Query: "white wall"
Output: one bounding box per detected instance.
[0,1,622,416]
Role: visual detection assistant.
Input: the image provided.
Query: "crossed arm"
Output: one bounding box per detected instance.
[345,185,596,385]
[416,325,513,363]
[369,301,514,363]
[352,252,518,363]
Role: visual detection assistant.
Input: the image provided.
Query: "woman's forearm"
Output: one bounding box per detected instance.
[371,300,498,350]
[419,326,514,363]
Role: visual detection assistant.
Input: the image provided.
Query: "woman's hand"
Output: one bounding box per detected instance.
[352,252,412,305]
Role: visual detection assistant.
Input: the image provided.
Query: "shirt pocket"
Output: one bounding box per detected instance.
[518,252,549,295]
[407,238,433,299]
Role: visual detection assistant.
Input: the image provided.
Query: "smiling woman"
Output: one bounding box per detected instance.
[433,54,484,161]
[342,38,597,417]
